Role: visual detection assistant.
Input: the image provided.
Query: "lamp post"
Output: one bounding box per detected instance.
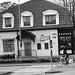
[18,0,22,57]
[18,0,21,41]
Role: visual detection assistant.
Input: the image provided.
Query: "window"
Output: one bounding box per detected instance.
[45,15,56,24]
[37,43,41,50]
[23,16,30,26]
[3,39,15,52]
[59,35,71,49]
[21,11,33,27]
[44,43,49,49]
[59,33,72,54]
[43,9,59,25]
[2,13,14,28]
[5,17,12,27]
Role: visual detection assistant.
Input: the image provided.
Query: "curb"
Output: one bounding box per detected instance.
[0,63,33,67]
[0,71,12,75]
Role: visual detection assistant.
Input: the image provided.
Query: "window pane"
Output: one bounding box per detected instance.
[5,18,12,27]
[44,43,49,49]
[23,16,30,26]
[66,36,71,48]
[3,39,15,52]
[59,37,65,49]
[45,15,56,24]
[37,43,41,50]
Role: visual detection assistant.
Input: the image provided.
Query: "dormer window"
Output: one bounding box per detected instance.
[23,16,30,26]
[2,13,14,28]
[21,11,33,27]
[45,15,56,24]
[5,17,12,27]
[43,10,59,26]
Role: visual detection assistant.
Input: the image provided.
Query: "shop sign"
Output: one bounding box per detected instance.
[40,35,50,41]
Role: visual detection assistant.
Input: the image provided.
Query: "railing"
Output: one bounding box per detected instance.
[18,49,37,58]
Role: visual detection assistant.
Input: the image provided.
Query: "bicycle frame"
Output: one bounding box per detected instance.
[56,56,74,68]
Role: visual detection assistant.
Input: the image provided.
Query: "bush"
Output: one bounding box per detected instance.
[0,54,15,60]
[38,57,60,62]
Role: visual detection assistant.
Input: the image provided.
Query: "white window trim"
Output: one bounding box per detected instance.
[2,13,14,28]
[21,11,33,27]
[2,38,15,53]
[43,10,59,26]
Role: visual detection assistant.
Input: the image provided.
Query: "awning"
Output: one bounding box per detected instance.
[16,30,36,41]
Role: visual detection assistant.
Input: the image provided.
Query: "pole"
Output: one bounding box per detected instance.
[18,0,21,41]
[18,0,22,57]
[45,36,60,73]
[49,36,53,69]
[51,49,52,70]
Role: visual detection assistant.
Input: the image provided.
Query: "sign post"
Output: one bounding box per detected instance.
[45,36,60,74]
[50,40,53,67]
[49,36,53,71]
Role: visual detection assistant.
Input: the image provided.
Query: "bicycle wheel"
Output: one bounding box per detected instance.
[56,61,63,68]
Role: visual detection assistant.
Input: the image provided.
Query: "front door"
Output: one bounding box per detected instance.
[24,42,31,56]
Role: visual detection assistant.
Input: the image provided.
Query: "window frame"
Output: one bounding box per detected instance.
[45,15,56,25]
[23,16,31,26]
[37,43,41,50]
[2,13,14,28]
[44,43,49,49]
[21,11,33,27]
[43,10,59,26]
[59,33,72,55]
[3,39,15,52]
[4,17,12,27]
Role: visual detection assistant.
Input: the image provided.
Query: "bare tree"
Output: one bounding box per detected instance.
[55,0,75,26]
[0,1,17,12]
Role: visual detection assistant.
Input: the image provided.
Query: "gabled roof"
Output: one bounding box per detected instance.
[0,0,73,32]
[16,30,36,41]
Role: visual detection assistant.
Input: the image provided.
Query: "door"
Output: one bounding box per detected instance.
[24,42,31,56]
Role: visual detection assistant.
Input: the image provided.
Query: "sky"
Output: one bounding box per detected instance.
[0,0,60,4]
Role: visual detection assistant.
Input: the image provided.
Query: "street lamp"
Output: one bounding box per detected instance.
[18,0,22,57]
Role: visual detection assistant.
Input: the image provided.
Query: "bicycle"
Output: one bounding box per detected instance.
[56,56,74,68]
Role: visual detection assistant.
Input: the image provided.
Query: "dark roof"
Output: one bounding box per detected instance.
[0,0,73,32]
[16,30,36,41]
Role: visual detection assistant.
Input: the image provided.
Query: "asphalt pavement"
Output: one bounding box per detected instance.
[0,62,75,75]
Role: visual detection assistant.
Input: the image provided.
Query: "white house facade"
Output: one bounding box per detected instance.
[0,0,74,59]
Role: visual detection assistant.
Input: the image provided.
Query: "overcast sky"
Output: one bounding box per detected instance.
[0,0,60,4]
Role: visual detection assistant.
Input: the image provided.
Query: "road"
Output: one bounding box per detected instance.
[0,63,75,75]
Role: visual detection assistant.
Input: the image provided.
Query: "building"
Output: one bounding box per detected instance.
[0,0,74,59]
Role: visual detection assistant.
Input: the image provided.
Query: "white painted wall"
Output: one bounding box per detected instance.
[31,29,58,57]
[0,32,18,56]
[0,30,58,58]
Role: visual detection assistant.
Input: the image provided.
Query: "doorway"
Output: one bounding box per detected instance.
[24,42,31,56]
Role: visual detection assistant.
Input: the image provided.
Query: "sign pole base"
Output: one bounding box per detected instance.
[45,68,62,74]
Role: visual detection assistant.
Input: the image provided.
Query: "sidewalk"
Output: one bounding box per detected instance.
[10,64,56,75]
[8,63,75,75]
[0,62,52,67]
